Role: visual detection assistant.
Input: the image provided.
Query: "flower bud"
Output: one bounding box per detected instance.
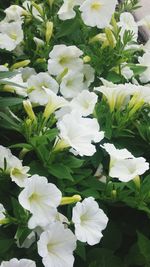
[61,195,82,205]
[83,55,91,63]
[23,100,36,122]
[10,60,30,70]
[45,21,53,44]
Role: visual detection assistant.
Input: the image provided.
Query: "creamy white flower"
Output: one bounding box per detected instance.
[72,197,108,245]
[33,37,44,47]
[121,64,134,80]
[0,21,23,49]
[0,203,5,223]
[60,70,85,98]
[37,222,76,267]
[0,33,16,51]
[79,0,117,28]
[0,258,36,267]
[48,44,83,76]
[4,5,25,22]
[118,12,138,42]
[138,52,150,83]
[58,0,84,20]
[94,81,133,111]
[0,65,8,71]
[0,145,29,187]
[70,90,98,116]
[56,111,104,156]
[109,157,149,182]
[19,67,36,82]
[137,15,150,29]
[18,175,62,228]
[27,72,59,105]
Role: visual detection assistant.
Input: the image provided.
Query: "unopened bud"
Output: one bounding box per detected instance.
[45,21,53,44]
[23,100,36,122]
[83,56,91,63]
[61,195,82,205]
[10,60,30,70]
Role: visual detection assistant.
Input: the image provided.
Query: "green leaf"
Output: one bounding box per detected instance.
[128,64,147,76]
[9,143,32,150]
[63,156,84,169]
[137,232,150,262]
[11,197,28,223]
[88,248,122,267]
[0,239,14,255]
[56,18,80,38]
[48,163,74,181]
[0,97,23,107]
[75,241,86,261]
[0,71,17,79]
[16,226,32,246]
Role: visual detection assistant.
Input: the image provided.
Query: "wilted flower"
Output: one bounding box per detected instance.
[37,222,77,267]
[72,197,108,245]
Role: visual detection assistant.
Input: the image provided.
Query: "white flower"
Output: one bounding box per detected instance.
[118,12,138,42]
[60,70,85,98]
[109,157,149,182]
[138,52,150,83]
[72,197,108,245]
[18,175,62,228]
[143,38,150,53]
[19,67,36,82]
[27,72,59,105]
[4,5,25,22]
[0,21,23,50]
[0,65,9,71]
[3,73,27,97]
[137,15,150,29]
[37,222,76,267]
[0,203,5,223]
[0,145,29,187]
[58,0,84,20]
[48,45,83,76]
[43,89,68,118]
[0,33,16,51]
[0,258,36,267]
[23,1,43,21]
[70,90,98,116]
[94,80,133,111]
[56,111,104,156]
[79,0,117,28]
[121,64,134,80]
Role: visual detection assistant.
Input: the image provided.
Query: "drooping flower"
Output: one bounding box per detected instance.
[0,145,30,187]
[70,90,98,116]
[18,175,62,228]
[0,258,36,267]
[37,222,77,267]
[72,197,108,245]
[56,111,104,156]
[48,45,83,76]
[79,0,117,29]
[27,72,59,105]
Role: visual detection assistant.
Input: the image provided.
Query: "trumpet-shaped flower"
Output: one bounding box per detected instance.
[109,157,149,182]
[0,145,29,187]
[18,175,62,228]
[4,5,25,22]
[72,197,108,245]
[56,111,104,156]
[79,0,117,28]
[48,45,83,76]
[58,0,84,20]
[60,70,85,98]
[37,222,77,267]
[27,72,59,105]
[3,73,27,97]
[70,90,98,116]
[0,258,36,267]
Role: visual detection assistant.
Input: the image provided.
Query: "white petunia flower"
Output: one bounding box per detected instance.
[4,5,25,22]
[37,222,77,267]
[0,203,6,223]
[82,64,95,87]
[0,33,16,51]
[48,44,83,76]
[72,197,108,245]
[121,64,134,80]
[3,73,27,97]
[60,70,85,98]
[109,157,149,182]
[0,258,36,267]
[0,145,29,187]
[0,21,23,50]
[70,90,98,116]
[56,111,104,156]
[27,72,59,105]
[58,0,84,20]
[0,65,9,72]
[118,12,138,42]
[143,38,150,53]
[18,175,62,228]
[138,52,150,83]
[79,0,117,28]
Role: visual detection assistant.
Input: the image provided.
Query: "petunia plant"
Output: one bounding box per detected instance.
[0,0,150,266]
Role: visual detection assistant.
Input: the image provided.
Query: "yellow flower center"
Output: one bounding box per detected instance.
[91,2,102,11]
